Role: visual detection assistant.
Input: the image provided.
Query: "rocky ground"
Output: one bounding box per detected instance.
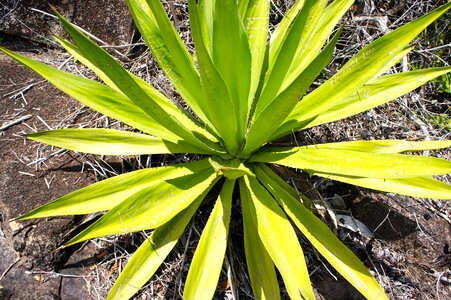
[0,1,450,299]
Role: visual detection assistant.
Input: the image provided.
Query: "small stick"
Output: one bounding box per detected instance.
[25,270,85,279]
[36,115,53,130]
[100,43,146,49]
[5,82,37,98]
[27,149,66,166]
[19,171,35,177]
[0,114,33,132]
[416,43,451,53]
[0,257,21,281]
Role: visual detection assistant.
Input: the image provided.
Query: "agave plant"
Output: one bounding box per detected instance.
[2,0,451,299]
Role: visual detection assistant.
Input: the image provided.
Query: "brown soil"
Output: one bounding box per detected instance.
[0,44,97,299]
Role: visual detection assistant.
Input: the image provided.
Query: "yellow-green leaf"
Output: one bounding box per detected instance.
[283,0,355,88]
[55,36,219,144]
[240,176,315,300]
[299,67,451,131]
[250,147,451,178]
[268,0,305,64]
[107,196,204,300]
[255,164,388,300]
[0,47,179,142]
[189,0,241,155]
[241,0,270,109]
[208,157,254,179]
[52,7,220,153]
[65,170,219,246]
[239,178,281,300]
[126,0,210,126]
[314,172,451,200]
[28,128,213,155]
[18,160,212,220]
[281,2,451,135]
[184,179,234,300]
[257,0,327,115]
[306,139,451,154]
[243,27,342,156]
[212,0,251,144]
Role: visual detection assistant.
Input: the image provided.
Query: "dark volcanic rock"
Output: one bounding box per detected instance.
[0,0,133,46]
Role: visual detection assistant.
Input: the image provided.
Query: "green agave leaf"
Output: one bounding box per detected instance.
[283,0,355,89]
[255,164,388,299]
[281,2,451,135]
[307,139,451,154]
[240,0,270,109]
[18,160,212,220]
[256,0,327,116]
[268,0,305,64]
[240,176,315,300]
[301,67,451,130]
[243,27,342,156]
[255,164,313,209]
[188,0,240,155]
[28,128,212,155]
[194,0,215,56]
[239,178,280,300]
[126,0,210,126]
[144,0,199,82]
[314,173,451,200]
[55,36,220,144]
[250,147,451,178]
[208,157,254,180]
[370,46,413,81]
[65,170,219,246]
[212,0,251,143]
[54,37,119,92]
[107,195,204,300]
[237,0,249,18]
[51,7,220,153]
[184,179,234,300]
[0,47,181,142]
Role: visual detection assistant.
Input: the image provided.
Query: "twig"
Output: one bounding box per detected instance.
[413,213,437,244]
[25,270,85,279]
[29,8,57,19]
[58,56,74,70]
[416,43,451,53]
[0,114,32,132]
[27,149,66,166]
[19,171,35,177]
[5,82,40,99]
[44,174,56,189]
[435,270,446,300]
[100,43,146,49]
[0,257,21,281]
[224,252,238,300]
[36,115,53,130]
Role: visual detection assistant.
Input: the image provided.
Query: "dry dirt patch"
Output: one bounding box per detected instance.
[0,49,97,299]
